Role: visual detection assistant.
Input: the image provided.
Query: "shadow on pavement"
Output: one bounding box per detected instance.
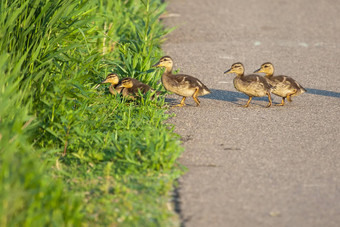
[306,88,340,98]
[200,88,340,104]
[165,97,178,105]
[164,87,340,106]
[200,89,269,103]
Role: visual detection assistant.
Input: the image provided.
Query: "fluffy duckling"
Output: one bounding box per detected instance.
[254,62,306,106]
[95,73,123,95]
[116,78,153,99]
[153,56,211,107]
[224,62,272,107]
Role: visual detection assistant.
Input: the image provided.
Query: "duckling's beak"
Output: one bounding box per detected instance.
[152,62,160,67]
[94,78,109,89]
[253,68,261,73]
[224,69,232,74]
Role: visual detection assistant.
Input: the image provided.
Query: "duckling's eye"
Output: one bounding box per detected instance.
[264,65,268,68]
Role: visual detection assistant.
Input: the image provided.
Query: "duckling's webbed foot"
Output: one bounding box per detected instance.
[192,88,200,106]
[172,97,186,108]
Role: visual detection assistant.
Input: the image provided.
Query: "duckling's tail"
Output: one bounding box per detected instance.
[300,86,307,94]
[300,87,307,94]
[295,83,307,95]
[200,86,211,96]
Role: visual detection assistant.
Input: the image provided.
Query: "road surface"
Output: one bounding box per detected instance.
[162,0,340,226]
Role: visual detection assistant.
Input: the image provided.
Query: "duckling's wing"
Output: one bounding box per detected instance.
[172,74,210,93]
[132,84,151,94]
[239,74,273,97]
[129,80,151,94]
[272,75,292,86]
[274,75,306,94]
[243,74,271,87]
[274,76,305,90]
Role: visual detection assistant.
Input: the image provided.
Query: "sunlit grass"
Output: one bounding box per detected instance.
[0,0,183,226]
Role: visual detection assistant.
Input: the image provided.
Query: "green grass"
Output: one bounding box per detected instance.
[0,0,183,226]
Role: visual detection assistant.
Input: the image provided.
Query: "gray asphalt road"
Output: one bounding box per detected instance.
[162,0,340,226]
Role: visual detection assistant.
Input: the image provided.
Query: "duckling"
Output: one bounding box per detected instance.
[95,73,123,95]
[253,62,306,106]
[152,56,211,107]
[116,78,153,99]
[224,62,272,108]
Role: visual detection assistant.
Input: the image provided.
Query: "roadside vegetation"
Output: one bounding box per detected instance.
[0,0,182,226]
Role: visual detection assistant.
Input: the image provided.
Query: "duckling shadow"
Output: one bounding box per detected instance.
[306,88,340,98]
[165,97,179,105]
[200,89,269,104]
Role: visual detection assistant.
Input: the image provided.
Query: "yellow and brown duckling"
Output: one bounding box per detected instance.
[153,56,211,107]
[224,62,272,108]
[116,78,153,99]
[254,62,306,106]
[95,73,123,95]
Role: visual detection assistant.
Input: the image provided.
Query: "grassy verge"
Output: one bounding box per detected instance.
[0,0,183,226]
